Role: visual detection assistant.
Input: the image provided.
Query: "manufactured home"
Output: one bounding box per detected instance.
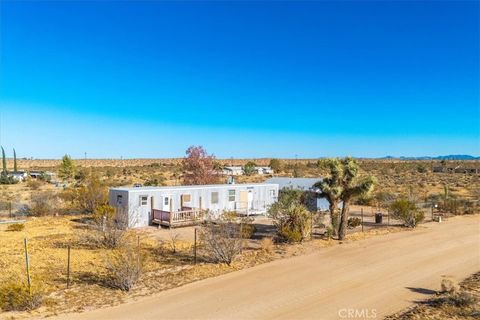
[109,183,279,228]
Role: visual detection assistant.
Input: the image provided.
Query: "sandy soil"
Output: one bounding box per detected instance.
[49,215,480,320]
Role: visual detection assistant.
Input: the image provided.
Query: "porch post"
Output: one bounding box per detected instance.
[169,198,173,226]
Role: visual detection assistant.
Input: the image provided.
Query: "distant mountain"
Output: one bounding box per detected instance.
[380,155,480,160]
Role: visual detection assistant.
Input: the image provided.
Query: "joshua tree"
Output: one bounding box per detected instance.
[314,158,343,237]
[337,158,376,240]
[13,148,17,173]
[1,146,6,175]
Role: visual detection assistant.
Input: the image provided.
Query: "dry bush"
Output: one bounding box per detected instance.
[260,237,274,254]
[0,280,44,311]
[441,278,460,294]
[168,231,180,254]
[78,219,126,249]
[6,223,24,232]
[445,291,477,307]
[201,220,243,265]
[26,179,43,190]
[105,243,143,291]
[29,191,58,216]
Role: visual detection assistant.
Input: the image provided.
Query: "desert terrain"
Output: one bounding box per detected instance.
[54,215,480,320]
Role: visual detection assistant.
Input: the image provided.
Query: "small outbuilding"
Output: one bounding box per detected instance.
[265,177,338,212]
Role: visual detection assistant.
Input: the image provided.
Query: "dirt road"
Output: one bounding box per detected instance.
[55,215,480,320]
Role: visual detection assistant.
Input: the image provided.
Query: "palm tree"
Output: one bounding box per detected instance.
[314,158,343,237]
[337,157,376,240]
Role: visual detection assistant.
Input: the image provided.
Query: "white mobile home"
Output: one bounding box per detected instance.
[109,183,279,228]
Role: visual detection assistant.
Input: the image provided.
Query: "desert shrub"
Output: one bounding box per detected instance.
[260,237,274,254]
[347,217,362,229]
[239,216,256,239]
[390,198,424,228]
[441,278,459,294]
[269,158,282,173]
[144,176,166,186]
[29,191,58,216]
[269,198,311,243]
[0,280,44,311]
[92,204,116,225]
[168,231,180,254]
[445,291,477,307]
[60,173,108,213]
[26,179,43,190]
[0,174,17,185]
[105,244,143,291]
[416,164,428,173]
[242,161,256,176]
[6,223,24,232]
[98,223,126,249]
[75,174,109,213]
[201,220,243,265]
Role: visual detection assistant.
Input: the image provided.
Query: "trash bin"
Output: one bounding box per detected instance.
[375,212,383,224]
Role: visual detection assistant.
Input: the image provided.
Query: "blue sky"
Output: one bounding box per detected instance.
[0,1,478,159]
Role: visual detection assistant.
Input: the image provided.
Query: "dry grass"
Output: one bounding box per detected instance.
[0,213,383,318]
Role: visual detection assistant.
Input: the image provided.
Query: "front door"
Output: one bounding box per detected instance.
[247,190,253,209]
[161,195,171,212]
[239,191,248,209]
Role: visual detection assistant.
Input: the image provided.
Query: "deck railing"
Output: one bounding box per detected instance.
[152,208,203,227]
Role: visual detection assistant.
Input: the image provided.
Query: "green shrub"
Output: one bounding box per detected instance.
[6,223,24,232]
[0,281,43,311]
[269,201,311,243]
[347,217,362,229]
[390,198,424,228]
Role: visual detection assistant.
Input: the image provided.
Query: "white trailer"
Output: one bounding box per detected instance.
[109,183,279,228]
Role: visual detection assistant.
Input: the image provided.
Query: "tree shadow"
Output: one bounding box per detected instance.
[406,287,437,295]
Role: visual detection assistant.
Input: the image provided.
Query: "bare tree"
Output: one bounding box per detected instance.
[201,220,243,265]
[105,243,143,291]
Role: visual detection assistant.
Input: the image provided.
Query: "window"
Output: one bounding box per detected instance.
[270,189,277,197]
[164,197,169,206]
[116,195,123,205]
[228,190,236,202]
[181,194,191,202]
[140,196,148,206]
[211,192,219,204]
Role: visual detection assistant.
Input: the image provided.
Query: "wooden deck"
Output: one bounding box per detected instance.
[152,208,204,228]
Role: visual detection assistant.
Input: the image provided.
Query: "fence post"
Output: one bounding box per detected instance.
[361,208,364,232]
[310,211,313,240]
[24,238,32,295]
[387,209,390,227]
[194,228,197,265]
[67,245,71,289]
[137,235,141,270]
[8,201,12,218]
